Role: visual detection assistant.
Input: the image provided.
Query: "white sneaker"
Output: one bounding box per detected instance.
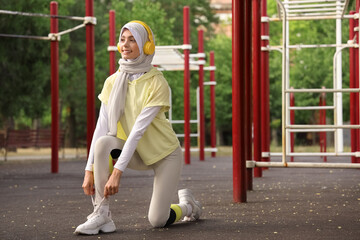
[74,198,116,235]
[178,189,202,221]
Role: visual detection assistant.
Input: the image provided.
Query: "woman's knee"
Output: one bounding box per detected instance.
[148,213,168,228]
[95,136,116,151]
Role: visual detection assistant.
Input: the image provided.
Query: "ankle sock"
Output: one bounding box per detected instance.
[177,203,192,217]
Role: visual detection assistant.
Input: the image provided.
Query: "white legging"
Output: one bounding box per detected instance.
[93,135,183,227]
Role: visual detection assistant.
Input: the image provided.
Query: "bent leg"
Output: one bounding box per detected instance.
[93,136,124,206]
[148,147,183,227]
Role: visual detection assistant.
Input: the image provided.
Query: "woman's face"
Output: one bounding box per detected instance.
[119,29,140,60]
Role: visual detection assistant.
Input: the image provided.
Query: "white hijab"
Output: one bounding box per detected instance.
[107,22,155,136]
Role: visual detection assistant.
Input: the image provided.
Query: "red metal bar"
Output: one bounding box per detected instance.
[245,0,253,191]
[349,12,356,163]
[198,29,205,161]
[210,51,216,158]
[232,0,246,203]
[261,0,270,169]
[50,1,59,174]
[86,0,95,156]
[319,88,327,162]
[356,3,360,163]
[290,89,295,162]
[252,0,262,178]
[183,6,191,164]
[109,10,116,75]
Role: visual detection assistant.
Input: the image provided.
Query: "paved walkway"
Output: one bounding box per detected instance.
[0,155,359,240]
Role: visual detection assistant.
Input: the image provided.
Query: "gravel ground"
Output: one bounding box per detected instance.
[0,155,359,240]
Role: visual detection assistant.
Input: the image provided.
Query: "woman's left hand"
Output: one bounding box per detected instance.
[104,168,123,198]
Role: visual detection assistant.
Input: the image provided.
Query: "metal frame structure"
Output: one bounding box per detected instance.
[252,0,360,168]
[232,0,360,203]
[0,0,96,173]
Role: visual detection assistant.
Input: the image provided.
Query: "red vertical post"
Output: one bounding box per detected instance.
[232,0,246,203]
[355,2,360,163]
[183,6,191,164]
[290,89,295,162]
[252,0,262,177]
[109,10,116,75]
[349,11,355,163]
[198,29,205,161]
[261,0,270,169]
[245,0,253,191]
[210,51,216,157]
[86,0,95,155]
[319,88,327,162]
[50,1,59,174]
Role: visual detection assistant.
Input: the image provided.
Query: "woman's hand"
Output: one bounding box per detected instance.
[104,168,123,198]
[82,170,95,195]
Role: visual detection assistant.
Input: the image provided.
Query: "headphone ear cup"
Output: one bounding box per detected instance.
[117,43,122,53]
[143,41,155,55]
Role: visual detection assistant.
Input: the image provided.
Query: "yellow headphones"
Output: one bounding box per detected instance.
[117,20,155,55]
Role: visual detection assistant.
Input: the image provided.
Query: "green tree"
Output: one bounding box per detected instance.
[0,0,50,128]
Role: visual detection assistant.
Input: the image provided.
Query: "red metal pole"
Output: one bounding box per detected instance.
[86,0,95,155]
[356,3,360,163]
[245,0,253,191]
[261,0,270,169]
[109,10,116,75]
[290,89,295,162]
[349,13,356,163]
[50,1,59,174]
[319,88,327,162]
[232,0,246,203]
[210,51,216,158]
[183,6,191,164]
[198,29,205,161]
[252,0,262,178]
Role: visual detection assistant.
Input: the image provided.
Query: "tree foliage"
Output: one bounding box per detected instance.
[0,0,218,146]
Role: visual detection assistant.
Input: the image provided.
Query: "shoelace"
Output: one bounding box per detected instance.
[87,196,106,220]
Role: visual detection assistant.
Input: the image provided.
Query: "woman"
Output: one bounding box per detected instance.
[75,20,201,235]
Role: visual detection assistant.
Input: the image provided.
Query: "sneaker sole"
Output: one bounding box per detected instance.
[74,221,116,235]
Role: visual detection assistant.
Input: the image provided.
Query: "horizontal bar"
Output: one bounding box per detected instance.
[288,128,336,132]
[288,106,334,110]
[248,161,360,169]
[282,0,342,5]
[205,147,218,152]
[176,133,199,138]
[287,8,341,13]
[0,33,49,40]
[107,46,117,52]
[288,124,360,129]
[204,66,216,71]
[190,53,206,58]
[0,9,85,21]
[269,14,354,21]
[286,3,342,9]
[170,120,198,124]
[267,152,359,157]
[184,147,218,152]
[204,81,216,86]
[155,45,192,50]
[286,88,360,93]
[271,43,354,49]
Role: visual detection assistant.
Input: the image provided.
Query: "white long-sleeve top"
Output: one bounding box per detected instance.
[85,104,161,172]
[85,73,161,172]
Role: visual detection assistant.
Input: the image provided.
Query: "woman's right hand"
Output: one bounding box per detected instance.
[82,170,95,195]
